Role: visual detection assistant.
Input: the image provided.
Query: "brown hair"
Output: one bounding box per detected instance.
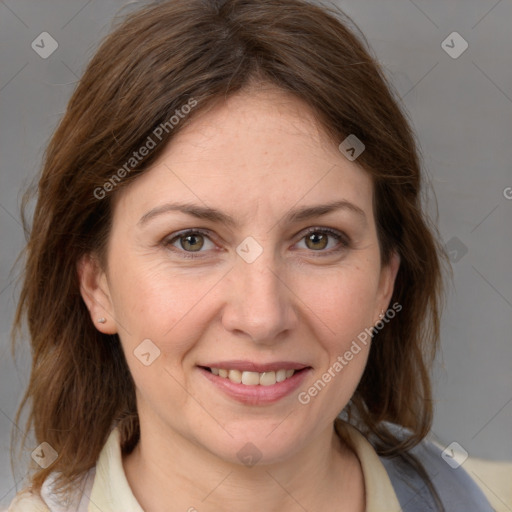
[11,0,447,504]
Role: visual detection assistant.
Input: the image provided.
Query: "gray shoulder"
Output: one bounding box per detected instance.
[378,425,494,511]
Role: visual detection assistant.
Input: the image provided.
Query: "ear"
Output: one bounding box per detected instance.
[77,253,118,334]
[374,251,400,322]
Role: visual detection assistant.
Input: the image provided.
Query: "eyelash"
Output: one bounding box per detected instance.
[163,227,351,260]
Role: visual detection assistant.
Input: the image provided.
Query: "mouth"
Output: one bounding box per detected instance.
[205,366,300,385]
[197,362,312,405]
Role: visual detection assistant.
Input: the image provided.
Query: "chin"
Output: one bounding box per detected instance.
[196,423,309,467]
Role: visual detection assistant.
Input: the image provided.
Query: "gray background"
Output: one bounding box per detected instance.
[1,0,511,507]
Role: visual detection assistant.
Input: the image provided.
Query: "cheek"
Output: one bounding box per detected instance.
[294,267,377,413]
[109,252,201,326]
[107,256,210,410]
[293,261,380,342]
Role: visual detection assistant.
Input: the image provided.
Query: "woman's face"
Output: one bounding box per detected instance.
[81,87,399,465]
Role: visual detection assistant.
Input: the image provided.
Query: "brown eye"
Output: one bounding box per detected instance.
[295,227,350,255]
[164,229,215,257]
[305,232,329,250]
[180,233,205,252]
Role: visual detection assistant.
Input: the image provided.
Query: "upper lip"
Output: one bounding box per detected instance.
[200,360,310,372]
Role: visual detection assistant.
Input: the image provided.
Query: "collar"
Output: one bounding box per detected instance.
[337,421,402,512]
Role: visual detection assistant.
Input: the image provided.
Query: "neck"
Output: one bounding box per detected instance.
[122,418,365,512]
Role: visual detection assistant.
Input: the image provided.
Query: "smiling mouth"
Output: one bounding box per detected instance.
[202,367,304,386]
[198,364,312,404]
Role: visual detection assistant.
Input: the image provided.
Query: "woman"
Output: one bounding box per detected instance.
[7,0,496,510]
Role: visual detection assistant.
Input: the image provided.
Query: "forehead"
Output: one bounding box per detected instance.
[112,87,374,226]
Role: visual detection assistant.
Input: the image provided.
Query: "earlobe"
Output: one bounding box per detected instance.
[77,254,118,334]
[377,251,401,317]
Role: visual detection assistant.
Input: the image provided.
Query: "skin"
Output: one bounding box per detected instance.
[78,85,400,512]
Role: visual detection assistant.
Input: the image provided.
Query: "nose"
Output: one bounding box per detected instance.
[220,249,298,345]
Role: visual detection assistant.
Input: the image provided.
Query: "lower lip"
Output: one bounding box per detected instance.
[198,367,311,405]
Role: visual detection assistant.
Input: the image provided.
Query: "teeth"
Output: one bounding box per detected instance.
[259,371,276,386]
[276,369,287,382]
[209,367,298,385]
[228,369,242,384]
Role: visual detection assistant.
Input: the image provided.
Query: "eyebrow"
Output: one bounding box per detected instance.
[138,199,366,227]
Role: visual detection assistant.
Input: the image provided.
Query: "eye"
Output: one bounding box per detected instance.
[164,229,216,257]
[295,227,350,254]
[163,227,350,259]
